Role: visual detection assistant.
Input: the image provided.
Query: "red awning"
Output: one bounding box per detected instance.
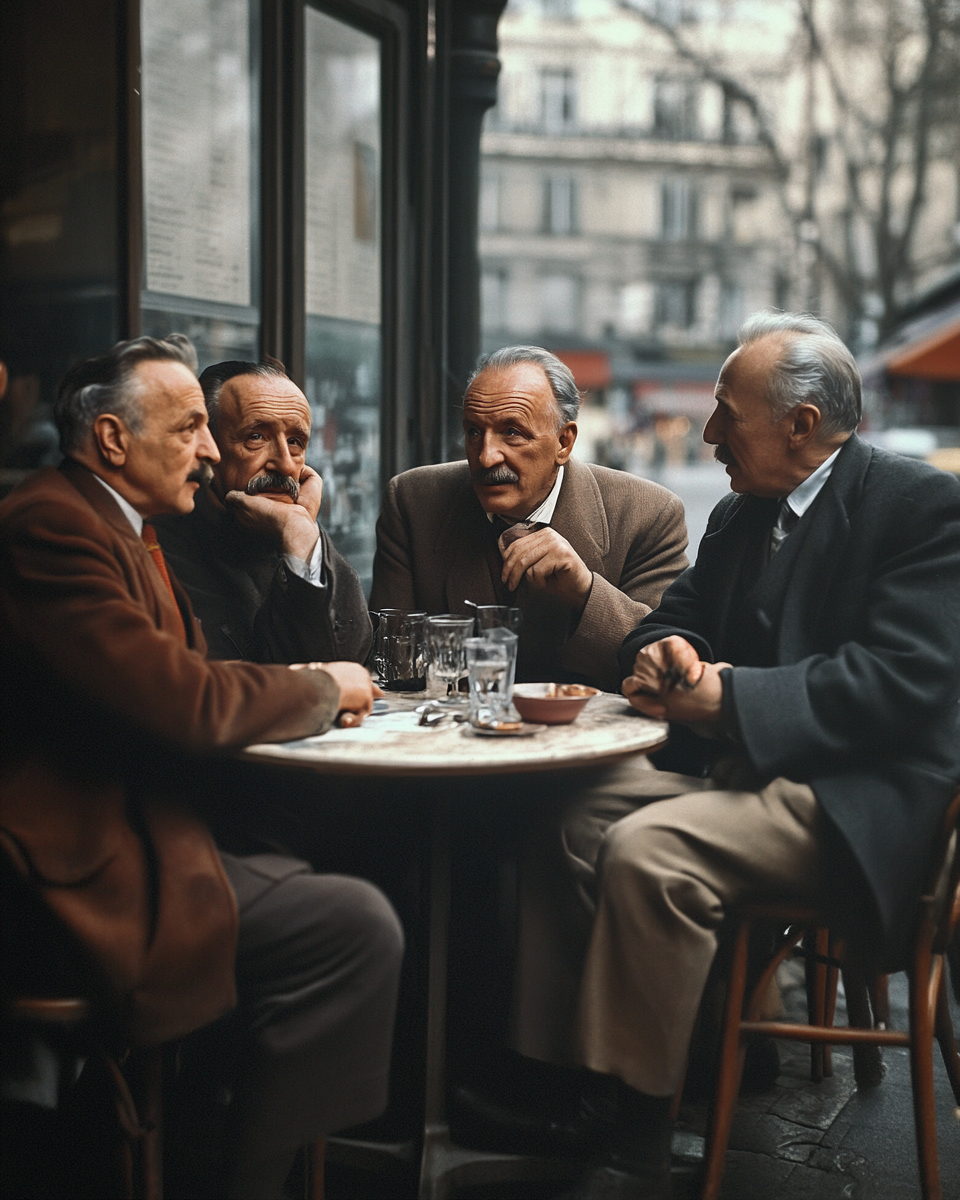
[552,350,612,390]
[886,318,960,381]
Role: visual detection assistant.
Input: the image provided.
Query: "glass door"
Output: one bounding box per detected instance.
[303,5,382,592]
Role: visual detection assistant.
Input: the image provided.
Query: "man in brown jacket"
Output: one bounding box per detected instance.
[369,346,688,693]
[0,335,402,1199]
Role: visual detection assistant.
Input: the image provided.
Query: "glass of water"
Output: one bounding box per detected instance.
[465,634,518,727]
[426,614,475,703]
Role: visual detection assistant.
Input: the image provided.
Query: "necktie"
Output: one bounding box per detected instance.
[770,499,800,556]
[141,524,187,642]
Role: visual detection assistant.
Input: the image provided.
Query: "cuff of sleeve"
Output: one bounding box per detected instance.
[284,533,325,587]
[299,667,340,735]
[719,667,742,745]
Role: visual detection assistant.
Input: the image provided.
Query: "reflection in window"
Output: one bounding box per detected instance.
[0,0,118,470]
[542,176,578,235]
[304,7,381,593]
[140,0,259,366]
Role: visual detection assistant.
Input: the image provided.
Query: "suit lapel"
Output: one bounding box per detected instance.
[696,494,769,644]
[549,458,607,576]
[436,478,502,609]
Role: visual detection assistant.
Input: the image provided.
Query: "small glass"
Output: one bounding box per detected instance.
[465,634,518,727]
[474,605,523,635]
[426,615,475,703]
[374,609,427,691]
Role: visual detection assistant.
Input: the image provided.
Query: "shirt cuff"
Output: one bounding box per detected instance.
[283,533,325,588]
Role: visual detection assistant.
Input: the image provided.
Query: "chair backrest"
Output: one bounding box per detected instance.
[925,788,960,957]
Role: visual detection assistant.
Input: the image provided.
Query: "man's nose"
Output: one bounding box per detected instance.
[477,433,503,468]
[198,424,220,464]
[702,407,722,445]
[268,438,297,475]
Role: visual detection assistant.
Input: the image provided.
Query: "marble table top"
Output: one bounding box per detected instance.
[242,691,668,777]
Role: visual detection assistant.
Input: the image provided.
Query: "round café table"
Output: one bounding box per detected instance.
[243,692,667,1200]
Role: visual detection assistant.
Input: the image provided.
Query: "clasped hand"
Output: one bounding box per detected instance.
[289,661,382,728]
[500,527,593,610]
[225,466,323,561]
[622,634,730,726]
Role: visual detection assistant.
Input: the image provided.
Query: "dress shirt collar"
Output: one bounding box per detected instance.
[93,474,144,537]
[783,445,842,518]
[485,464,565,525]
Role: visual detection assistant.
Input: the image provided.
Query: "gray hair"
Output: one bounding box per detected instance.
[197,356,289,434]
[737,310,861,437]
[54,334,198,455]
[468,345,581,426]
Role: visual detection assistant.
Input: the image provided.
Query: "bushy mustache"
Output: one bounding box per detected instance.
[713,446,735,467]
[475,466,520,486]
[246,471,300,501]
[187,463,215,487]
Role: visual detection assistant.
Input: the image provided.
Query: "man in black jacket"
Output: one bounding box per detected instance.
[551,311,960,1200]
[155,358,371,664]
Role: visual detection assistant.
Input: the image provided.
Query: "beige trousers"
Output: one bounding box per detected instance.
[512,760,826,1097]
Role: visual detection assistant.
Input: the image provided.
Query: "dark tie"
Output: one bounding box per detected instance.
[770,500,800,556]
[142,523,187,642]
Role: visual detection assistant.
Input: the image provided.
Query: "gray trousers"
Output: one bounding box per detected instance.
[213,853,403,1200]
[512,760,826,1096]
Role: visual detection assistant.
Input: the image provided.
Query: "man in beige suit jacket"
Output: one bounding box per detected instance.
[370,346,688,693]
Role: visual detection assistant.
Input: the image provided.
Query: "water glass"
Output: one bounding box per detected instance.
[426,615,475,702]
[465,634,517,727]
[474,605,522,635]
[374,609,427,691]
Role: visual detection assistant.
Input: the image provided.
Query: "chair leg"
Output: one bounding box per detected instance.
[306,1137,325,1200]
[702,922,751,1200]
[908,957,943,1200]
[934,968,960,1105]
[843,966,885,1090]
[869,974,891,1029]
[807,929,829,1082]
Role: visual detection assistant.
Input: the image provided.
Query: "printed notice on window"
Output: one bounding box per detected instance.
[142,0,252,306]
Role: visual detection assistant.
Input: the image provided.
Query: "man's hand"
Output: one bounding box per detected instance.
[500,527,593,611]
[290,661,383,727]
[225,467,324,560]
[622,635,730,726]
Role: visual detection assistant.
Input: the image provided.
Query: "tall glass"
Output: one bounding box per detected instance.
[474,605,523,635]
[465,634,518,727]
[426,615,475,703]
[374,609,427,691]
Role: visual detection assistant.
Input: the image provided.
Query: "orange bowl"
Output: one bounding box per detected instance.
[511,683,600,725]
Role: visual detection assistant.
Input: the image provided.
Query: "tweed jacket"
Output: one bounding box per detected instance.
[370,456,688,693]
[620,434,960,960]
[153,487,373,664]
[0,461,339,1045]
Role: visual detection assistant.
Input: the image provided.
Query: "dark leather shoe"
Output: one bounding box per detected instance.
[558,1163,671,1200]
[449,1083,610,1157]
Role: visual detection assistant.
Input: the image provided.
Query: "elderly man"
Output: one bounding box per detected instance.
[370,346,688,693]
[0,334,401,1200]
[547,311,960,1200]
[153,357,370,664]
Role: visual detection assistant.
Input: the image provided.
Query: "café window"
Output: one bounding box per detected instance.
[140,0,260,365]
[304,5,382,593]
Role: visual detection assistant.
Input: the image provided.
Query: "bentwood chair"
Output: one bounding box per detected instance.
[701,789,960,1200]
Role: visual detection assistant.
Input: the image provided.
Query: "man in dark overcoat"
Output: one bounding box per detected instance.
[543,311,960,1200]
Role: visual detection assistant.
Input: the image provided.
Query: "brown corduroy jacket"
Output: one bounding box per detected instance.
[370,457,689,693]
[0,461,338,1045]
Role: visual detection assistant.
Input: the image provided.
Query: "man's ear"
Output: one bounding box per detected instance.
[91,413,131,467]
[788,404,821,448]
[557,421,577,464]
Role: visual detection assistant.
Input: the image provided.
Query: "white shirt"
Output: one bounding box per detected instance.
[486,464,565,526]
[94,474,325,587]
[770,445,842,555]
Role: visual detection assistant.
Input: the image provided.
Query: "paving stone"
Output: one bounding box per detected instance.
[717,1148,795,1200]
[728,1109,824,1163]
[769,1074,857,1130]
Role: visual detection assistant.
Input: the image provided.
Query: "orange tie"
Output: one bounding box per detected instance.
[141,524,187,643]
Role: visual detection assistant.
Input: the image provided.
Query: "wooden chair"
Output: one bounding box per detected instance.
[701,789,960,1200]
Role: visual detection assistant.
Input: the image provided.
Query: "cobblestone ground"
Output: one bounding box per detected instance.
[325,961,960,1199]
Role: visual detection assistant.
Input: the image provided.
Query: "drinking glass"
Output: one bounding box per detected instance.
[426,615,475,703]
[374,609,427,691]
[465,634,517,727]
[474,605,522,635]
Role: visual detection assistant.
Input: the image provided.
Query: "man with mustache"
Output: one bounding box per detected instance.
[541,312,960,1199]
[0,334,400,1198]
[370,346,688,692]
[154,357,371,665]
